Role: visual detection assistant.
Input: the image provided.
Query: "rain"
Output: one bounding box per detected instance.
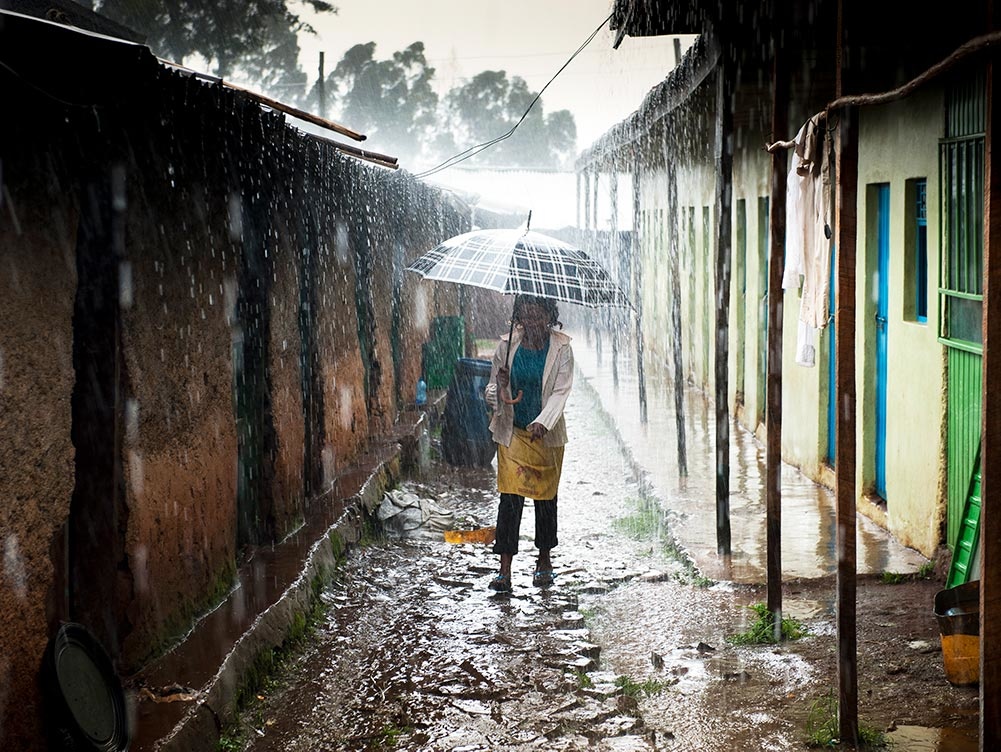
[0,1,995,751]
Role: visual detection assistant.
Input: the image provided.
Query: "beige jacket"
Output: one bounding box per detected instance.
[484,328,574,448]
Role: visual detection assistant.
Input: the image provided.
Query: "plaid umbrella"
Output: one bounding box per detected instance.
[406,228,632,310]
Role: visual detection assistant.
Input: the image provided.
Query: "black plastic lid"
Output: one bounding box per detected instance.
[42,622,130,751]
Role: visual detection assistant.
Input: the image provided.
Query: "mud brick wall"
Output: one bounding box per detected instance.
[0,16,469,749]
[312,159,372,485]
[0,126,79,751]
[264,140,308,535]
[115,75,242,669]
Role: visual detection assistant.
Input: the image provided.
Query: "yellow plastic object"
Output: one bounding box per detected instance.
[443,527,496,544]
[940,634,979,686]
[934,580,980,686]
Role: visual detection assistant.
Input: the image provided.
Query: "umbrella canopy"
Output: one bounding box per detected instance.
[407,228,632,309]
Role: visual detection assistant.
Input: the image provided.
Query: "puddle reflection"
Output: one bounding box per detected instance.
[571,339,929,583]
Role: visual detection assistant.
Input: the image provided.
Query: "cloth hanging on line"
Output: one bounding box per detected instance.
[783,114,834,367]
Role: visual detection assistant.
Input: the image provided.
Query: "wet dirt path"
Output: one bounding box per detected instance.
[239,380,687,751]
[234,365,979,751]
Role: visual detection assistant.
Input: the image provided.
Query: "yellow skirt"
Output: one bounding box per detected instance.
[497,428,565,500]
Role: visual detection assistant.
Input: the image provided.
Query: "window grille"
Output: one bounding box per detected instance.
[938,70,985,352]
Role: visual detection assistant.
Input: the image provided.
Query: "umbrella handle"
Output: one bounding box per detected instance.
[501,389,523,405]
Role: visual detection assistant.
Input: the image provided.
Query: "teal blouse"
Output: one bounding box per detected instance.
[511,340,549,429]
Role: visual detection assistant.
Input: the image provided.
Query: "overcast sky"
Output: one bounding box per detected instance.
[296,0,693,151]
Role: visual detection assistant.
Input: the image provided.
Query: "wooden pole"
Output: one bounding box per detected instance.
[576,171,582,229]
[766,24,789,630]
[666,144,688,476]
[633,153,648,422]
[714,58,734,556]
[592,168,603,364]
[610,173,620,388]
[835,0,859,741]
[834,116,860,751]
[317,51,326,120]
[981,46,1001,752]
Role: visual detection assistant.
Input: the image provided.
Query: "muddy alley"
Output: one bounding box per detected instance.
[223,356,977,752]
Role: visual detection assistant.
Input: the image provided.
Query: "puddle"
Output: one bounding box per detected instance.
[887,724,979,751]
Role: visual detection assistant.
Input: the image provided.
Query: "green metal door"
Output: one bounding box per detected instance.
[940,70,985,549]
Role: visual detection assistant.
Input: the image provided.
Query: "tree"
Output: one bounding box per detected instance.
[441,70,577,169]
[309,42,438,162]
[544,109,578,169]
[91,0,334,97]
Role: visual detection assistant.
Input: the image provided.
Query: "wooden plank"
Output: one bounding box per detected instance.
[766,34,789,624]
[714,59,734,556]
[981,53,1001,752]
[835,103,859,745]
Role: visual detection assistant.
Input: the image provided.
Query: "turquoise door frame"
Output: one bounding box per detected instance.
[875,184,890,499]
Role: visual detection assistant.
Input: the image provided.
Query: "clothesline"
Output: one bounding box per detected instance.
[765,28,1001,153]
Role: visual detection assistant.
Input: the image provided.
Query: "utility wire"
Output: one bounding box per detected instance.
[413,12,613,180]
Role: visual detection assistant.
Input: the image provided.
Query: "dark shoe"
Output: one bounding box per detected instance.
[488,574,512,593]
[532,570,555,588]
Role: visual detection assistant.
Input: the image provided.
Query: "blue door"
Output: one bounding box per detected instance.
[875,185,890,499]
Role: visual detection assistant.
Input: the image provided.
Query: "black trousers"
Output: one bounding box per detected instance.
[492,493,558,555]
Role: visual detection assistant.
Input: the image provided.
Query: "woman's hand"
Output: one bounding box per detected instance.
[497,367,523,404]
[527,422,548,441]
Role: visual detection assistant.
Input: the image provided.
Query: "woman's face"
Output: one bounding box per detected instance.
[519,302,549,332]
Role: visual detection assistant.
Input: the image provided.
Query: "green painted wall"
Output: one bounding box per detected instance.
[855,89,947,557]
[630,87,947,558]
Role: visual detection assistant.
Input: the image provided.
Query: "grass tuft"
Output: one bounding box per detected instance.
[612,497,715,588]
[727,602,807,645]
[614,674,672,698]
[806,692,890,748]
[880,559,935,585]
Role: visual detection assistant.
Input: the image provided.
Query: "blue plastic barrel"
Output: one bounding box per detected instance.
[442,358,496,467]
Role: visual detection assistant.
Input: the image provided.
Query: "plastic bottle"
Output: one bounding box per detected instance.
[415,378,427,406]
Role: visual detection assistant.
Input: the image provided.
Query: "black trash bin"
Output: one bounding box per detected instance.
[442,357,496,467]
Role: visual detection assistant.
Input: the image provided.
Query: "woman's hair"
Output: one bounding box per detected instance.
[513,295,563,329]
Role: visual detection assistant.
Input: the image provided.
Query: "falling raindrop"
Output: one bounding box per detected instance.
[3,535,27,600]
[335,223,350,264]
[133,545,148,594]
[321,446,336,488]
[119,261,133,309]
[125,398,139,444]
[129,451,144,498]
[228,192,243,241]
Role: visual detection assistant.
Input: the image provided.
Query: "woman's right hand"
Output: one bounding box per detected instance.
[497,367,510,391]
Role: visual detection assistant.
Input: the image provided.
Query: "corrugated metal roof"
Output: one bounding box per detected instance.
[576,32,719,171]
[0,9,398,168]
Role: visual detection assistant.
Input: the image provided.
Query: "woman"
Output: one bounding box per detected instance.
[484,295,574,592]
